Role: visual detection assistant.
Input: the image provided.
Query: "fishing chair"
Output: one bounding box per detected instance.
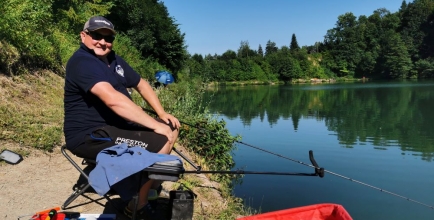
[60,145,185,214]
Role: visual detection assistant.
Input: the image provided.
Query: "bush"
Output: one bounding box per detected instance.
[414,59,434,78]
[51,30,79,71]
[0,0,59,72]
[132,80,240,185]
[0,41,20,75]
[113,34,165,80]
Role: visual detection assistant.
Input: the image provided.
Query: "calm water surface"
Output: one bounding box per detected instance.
[204,81,434,220]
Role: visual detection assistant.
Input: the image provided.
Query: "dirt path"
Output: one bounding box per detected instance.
[0,142,229,220]
[0,142,116,219]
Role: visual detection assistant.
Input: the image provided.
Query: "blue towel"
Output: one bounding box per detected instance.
[89,143,181,200]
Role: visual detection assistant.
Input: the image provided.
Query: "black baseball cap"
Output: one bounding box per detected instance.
[83,16,116,34]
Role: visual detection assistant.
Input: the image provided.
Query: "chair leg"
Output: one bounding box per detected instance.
[62,183,92,209]
[61,145,123,212]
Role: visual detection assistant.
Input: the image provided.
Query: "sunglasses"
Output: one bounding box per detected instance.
[86,31,115,43]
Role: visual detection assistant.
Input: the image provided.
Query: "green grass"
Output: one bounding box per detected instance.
[0,71,64,151]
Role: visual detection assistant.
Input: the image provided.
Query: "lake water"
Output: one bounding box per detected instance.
[204,81,434,220]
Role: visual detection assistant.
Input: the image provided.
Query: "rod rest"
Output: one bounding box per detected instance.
[80,157,185,182]
[144,159,185,182]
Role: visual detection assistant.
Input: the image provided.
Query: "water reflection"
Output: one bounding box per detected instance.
[204,81,434,161]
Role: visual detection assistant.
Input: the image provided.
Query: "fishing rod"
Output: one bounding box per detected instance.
[142,108,434,209]
[142,108,324,178]
[177,149,324,177]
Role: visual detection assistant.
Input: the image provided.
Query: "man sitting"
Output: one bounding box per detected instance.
[63,15,180,219]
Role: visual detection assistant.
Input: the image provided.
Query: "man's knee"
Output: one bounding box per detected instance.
[158,142,172,154]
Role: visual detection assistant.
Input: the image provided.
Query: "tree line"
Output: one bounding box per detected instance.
[186,0,434,82]
[0,0,433,83]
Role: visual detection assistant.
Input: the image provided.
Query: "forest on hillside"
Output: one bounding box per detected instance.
[0,0,433,82]
[0,0,185,81]
[189,0,434,82]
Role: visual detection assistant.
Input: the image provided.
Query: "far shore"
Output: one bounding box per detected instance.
[207,77,369,87]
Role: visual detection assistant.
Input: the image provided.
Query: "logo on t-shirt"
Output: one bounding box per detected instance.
[115,65,124,77]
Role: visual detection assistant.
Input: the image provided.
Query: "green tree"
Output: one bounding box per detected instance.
[51,0,114,67]
[414,59,434,78]
[191,53,204,64]
[237,41,255,58]
[398,0,408,21]
[258,44,264,57]
[399,0,434,62]
[184,57,205,80]
[380,31,412,78]
[293,48,315,78]
[106,0,187,74]
[265,40,278,56]
[324,12,364,77]
[418,1,434,59]
[420,12,434,59]
[354,14,380,77]
[0,0,58,73]
[290,33,300,51]
[52,0,113,33]
[220,50,237,61]
[355,9,400,78]
[267,47,302,80]
[250,60,267,81]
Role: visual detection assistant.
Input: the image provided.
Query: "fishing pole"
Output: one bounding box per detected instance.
[176,148,324,177]
[142,108,324,177]
[142,108,434,209]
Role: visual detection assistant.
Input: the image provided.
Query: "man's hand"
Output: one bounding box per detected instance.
[153,123,175,144]
[158,112,181,129]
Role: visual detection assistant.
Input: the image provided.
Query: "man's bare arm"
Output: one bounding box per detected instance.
[134,79,180,128]
[90,81,174,142]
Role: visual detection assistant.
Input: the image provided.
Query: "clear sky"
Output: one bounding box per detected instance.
[161,0,408,56]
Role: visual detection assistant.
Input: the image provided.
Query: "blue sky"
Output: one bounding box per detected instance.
[161,0,408,56]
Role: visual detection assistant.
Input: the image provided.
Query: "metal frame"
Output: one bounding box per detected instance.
[61,145,185,220]
[60,145,115,210]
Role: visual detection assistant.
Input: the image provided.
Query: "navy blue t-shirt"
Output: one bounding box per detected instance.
[64,43,141,151]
